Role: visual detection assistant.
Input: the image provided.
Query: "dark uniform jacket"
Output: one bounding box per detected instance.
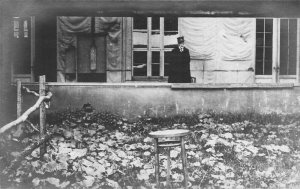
[168,46,191,83]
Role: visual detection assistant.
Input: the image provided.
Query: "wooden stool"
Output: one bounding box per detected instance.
[149,129,191,189]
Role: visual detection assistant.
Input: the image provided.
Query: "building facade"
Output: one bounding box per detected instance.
[1,0,300,122]
[8,16,300,84]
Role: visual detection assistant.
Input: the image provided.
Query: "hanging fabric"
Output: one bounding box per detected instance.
[95,17,122,71]
[57,17,91,81]
[179,17,255,83]
[178,17,255,61]
[57,16,122,82]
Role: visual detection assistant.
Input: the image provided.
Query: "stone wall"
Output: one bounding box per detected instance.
[18,83,300,120]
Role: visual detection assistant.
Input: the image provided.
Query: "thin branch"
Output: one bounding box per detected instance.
[25,120,39,132]
[0,92,53,135]
[22,86,40,97]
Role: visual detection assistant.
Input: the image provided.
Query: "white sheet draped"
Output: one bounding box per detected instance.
[179,18,256,83]
[179,18,255,61]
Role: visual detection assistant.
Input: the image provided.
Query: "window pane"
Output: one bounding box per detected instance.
[280,19,288,34]
[255,47,263,60]
[152,51,160,76]
[264,60,272,75]
[164,51,172,76]
[280,20,289,75]
[265,47,272,62]
[152,64,159,76]
[280,39,288,75]
[133,17,147,30]
[265,19,273,33]
[133,52,147,76]
[256,33,264,46]
[151,31,160,48]
[152,17,160,30]
[256,19,264,32]
[289,42,297,75]
[133,31,147,48]
[265,33,273,47]
[133,67,147,76]
[164,17,178,31]
[255,60,263,75]
[289,20,297,75]
[265,46,273,75]
[133,51,147,64]
[164,31,178,48]
[152,51,160,63]
[280,30,289,49]
[290,19,297,34]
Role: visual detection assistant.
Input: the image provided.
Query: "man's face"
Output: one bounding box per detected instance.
[178,42,184,48]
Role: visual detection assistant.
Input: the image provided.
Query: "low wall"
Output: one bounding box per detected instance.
[19,83,300,120]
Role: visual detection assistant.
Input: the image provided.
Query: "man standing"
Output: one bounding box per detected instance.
[168,36,191,83]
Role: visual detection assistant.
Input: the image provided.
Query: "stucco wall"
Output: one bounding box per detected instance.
[19,83,300,120]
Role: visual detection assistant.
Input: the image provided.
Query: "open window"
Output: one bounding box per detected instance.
[63,34,107,82]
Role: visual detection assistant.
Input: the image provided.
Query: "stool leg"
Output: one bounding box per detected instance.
[180,137,188,188]
[167,147,171,188]
[154,138,160,188]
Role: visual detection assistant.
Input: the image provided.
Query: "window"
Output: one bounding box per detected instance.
[132,17,178,78]
[255,19,273,75]
[255,18,299,83]
[12,17,32,79]
[64,34,107,82]
[279,19,297,75]
[57,16,123,83]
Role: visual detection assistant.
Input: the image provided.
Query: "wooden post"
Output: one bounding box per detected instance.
[14,79,23,138]
[154,138,160,188]
[39,75,46,157]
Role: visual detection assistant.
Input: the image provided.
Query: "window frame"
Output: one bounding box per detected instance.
[11,16,35,83]
[278,18,298,76]
[132,17,177,81]
[255,18,300,84]
[255,18,273,76]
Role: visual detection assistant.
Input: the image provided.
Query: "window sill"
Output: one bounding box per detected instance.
[17,82,294,89]
[132,76,168,82]
[20,82,172,88]
[171,83,294,89]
